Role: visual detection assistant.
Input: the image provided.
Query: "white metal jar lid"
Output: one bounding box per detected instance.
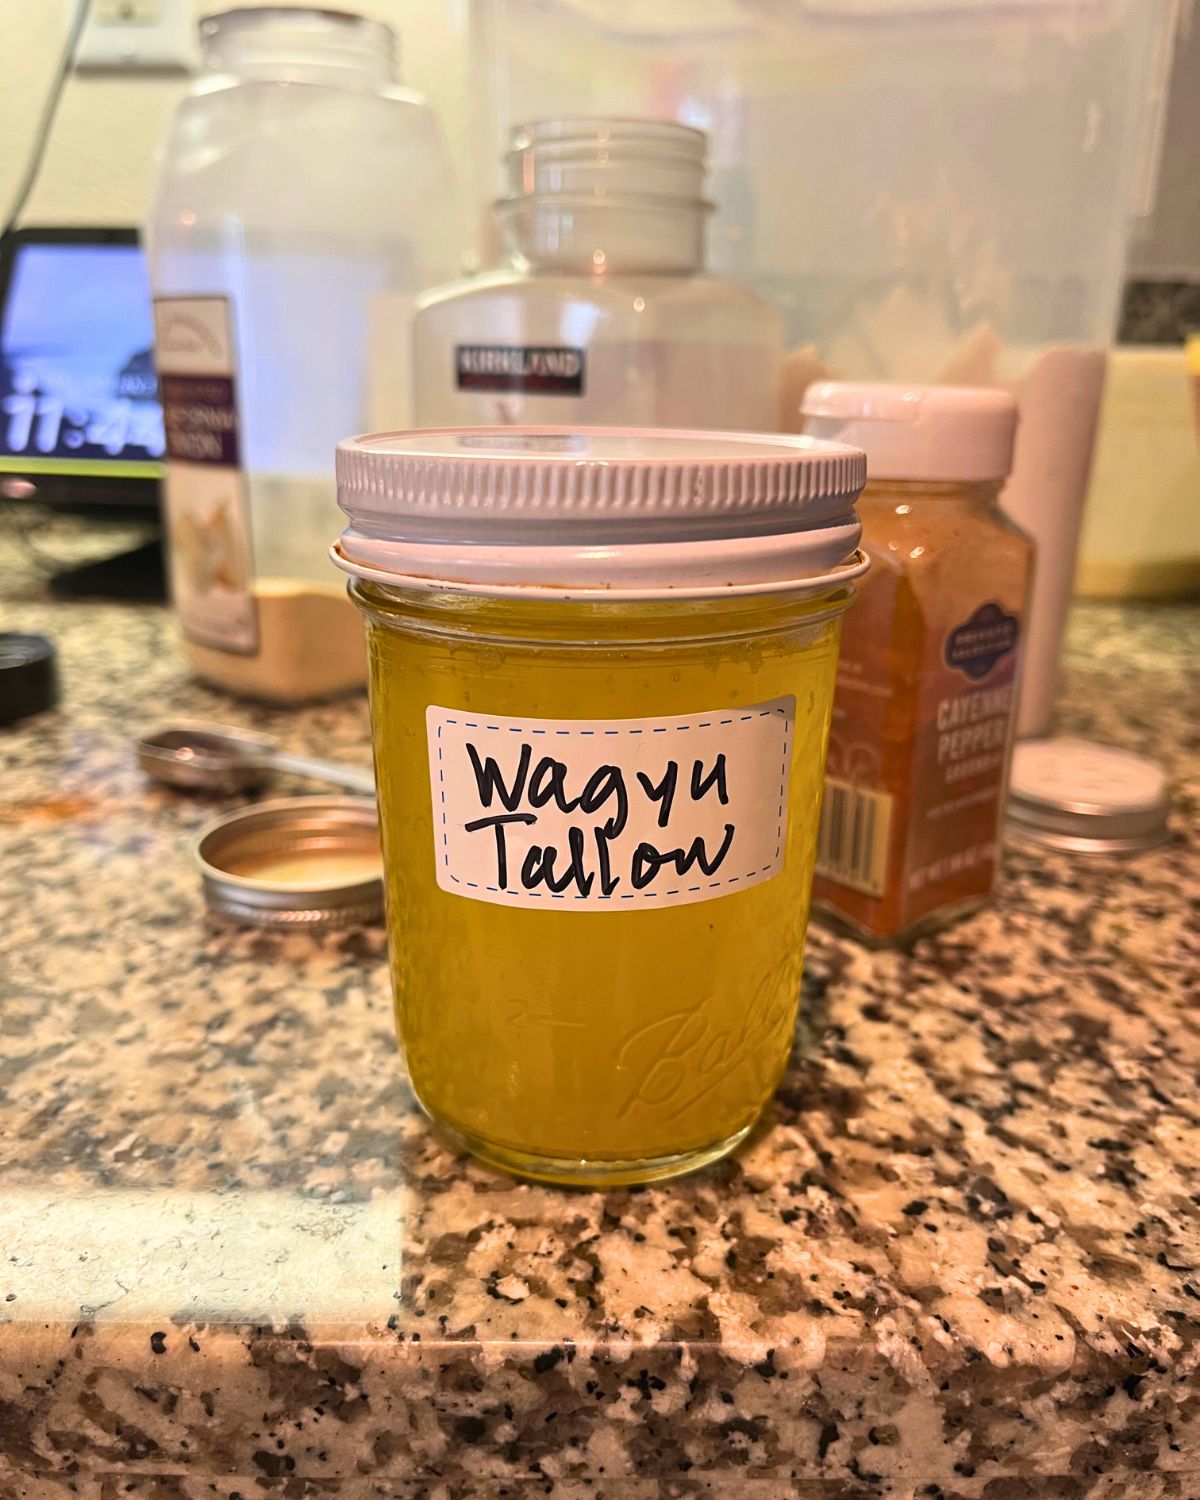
[1007,738,1171,855]
[333,427,868,600]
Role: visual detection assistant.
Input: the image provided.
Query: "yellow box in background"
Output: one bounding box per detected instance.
[1076,346,1200,601]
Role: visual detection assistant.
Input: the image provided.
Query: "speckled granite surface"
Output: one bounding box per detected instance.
[0,525,1198,1499]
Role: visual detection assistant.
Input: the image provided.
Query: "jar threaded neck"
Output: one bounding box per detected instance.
[499,117,710,273]
[200,7,397,88]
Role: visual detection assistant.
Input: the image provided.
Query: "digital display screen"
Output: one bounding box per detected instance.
[0,239,164,479]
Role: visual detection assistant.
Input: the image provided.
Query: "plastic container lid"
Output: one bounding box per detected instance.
[333,426,868,600]
[1007,737,1171,855]
[195,796,384,927]
[800,382,1018,483]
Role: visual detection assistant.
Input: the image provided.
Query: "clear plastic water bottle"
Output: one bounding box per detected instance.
[148,6,460,703]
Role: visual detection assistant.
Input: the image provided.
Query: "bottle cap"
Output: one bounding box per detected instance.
[801,382,1017,482]
[333,426,868,601]
[1007,737,1171,855]
[0,633,59,728]
[195,796,384,928]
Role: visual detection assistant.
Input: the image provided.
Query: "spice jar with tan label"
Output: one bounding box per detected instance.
[801,383,1032,943]
[148,7,459,704]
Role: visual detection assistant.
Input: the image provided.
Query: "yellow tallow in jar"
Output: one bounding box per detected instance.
[334,428,867,1186]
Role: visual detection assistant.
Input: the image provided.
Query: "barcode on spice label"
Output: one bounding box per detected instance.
[815,778,893,897]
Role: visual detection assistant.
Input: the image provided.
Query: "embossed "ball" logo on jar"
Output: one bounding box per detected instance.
[614,960,792,1124]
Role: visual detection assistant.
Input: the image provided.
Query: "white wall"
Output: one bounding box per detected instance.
[0,1,469,229]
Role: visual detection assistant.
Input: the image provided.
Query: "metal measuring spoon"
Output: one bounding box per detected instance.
[136,722,375,797]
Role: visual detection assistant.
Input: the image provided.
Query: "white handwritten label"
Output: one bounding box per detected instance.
[426,699,794,910]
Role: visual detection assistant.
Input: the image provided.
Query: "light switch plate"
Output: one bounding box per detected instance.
[70,0,196,73]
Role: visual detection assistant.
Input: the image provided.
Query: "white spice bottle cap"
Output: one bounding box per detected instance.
[801,382,1017,483]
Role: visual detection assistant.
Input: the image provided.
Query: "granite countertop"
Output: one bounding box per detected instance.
[1,526,1198,1500]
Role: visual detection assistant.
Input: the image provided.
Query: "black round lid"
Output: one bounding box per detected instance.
[0,633,59,728]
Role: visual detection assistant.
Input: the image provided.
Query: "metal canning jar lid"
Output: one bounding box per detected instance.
[1007,738,1171,856]
[332,426,868,601]
[195,796,384,927]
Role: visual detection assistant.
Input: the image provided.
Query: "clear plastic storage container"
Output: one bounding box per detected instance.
[413,118,783,429]
[468,0,1180,734]
[148,6,460,703]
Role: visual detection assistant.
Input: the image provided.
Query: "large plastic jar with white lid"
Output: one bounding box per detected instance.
[147,6,460,703]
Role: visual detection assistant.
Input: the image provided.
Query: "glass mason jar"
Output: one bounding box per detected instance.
[147,6,459,703]
[333,428,867,1186]
[413,119,783,430]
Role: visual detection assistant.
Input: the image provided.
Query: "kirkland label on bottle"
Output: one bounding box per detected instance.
[427,699,795,910]
[153,296,257,655]
[455,345,586,396]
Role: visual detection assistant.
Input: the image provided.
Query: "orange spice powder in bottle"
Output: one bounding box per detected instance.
[801,383,1033,943]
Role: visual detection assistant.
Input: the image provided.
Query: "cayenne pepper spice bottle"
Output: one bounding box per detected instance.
[800,383,1033,943]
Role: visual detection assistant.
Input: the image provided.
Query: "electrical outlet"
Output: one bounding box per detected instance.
[71,0,197,73]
